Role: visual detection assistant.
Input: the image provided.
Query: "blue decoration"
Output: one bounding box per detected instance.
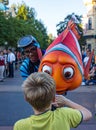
[0,2,9,11]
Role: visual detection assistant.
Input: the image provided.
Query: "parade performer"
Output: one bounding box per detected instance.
[38,17,84,95]
[17,35,43,80]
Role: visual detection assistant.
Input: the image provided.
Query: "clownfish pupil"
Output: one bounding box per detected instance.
[63,67,74,79]
[44,70,51,74]
[65,72,71,79]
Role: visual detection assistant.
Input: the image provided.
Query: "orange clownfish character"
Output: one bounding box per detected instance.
[38,18,84,94]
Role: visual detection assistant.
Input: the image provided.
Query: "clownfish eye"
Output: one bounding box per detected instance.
[63,67,74,79]
[42,65,52,75]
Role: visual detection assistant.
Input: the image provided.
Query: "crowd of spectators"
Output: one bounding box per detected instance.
[81,48,96,86]
[0,46,96,86]
[0,48,23,82]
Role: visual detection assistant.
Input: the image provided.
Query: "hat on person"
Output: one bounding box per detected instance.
[17,35,42,60]
[17,35,40,48]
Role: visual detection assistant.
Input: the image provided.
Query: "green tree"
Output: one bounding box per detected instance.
[56,13,82,35]
[16,3,28,20]
[47,33,56,46]
[0,12,8,45]
[16,2,49,49]
[0,0,9,5]
[56,13,86,48]
[16,2,37,21]
[0,3,51,49]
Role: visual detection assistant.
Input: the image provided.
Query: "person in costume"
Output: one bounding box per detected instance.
[38,17,93,95]
[13,72,92,130]
[17,35,44,80]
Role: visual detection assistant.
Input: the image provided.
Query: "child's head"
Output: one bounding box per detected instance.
[22,72,56,112]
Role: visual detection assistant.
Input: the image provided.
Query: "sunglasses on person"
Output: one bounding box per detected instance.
[24,46,37,54]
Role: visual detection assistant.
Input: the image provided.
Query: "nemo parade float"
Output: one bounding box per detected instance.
[38,17,93,95]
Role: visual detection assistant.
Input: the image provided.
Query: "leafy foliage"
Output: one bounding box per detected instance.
[56,13,86,47]
[0,0,9,5]
[0,2,53,49]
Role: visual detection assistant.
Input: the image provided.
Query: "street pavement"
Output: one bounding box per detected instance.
[0,70,96,130]
[0,70,33,130]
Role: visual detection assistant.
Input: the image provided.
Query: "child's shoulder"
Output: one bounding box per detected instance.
[14,116,31,129]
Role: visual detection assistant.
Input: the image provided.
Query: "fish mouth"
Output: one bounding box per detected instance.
[56,90,68,95]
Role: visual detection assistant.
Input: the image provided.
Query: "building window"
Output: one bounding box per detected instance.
[88,17,92,30]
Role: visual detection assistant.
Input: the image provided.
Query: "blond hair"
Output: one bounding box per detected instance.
[22,72,56,111]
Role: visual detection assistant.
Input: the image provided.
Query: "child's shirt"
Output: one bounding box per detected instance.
[13,107,82,130]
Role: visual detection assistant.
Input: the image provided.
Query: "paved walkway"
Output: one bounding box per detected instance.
[0,70,23,92]
[0,70,23,130]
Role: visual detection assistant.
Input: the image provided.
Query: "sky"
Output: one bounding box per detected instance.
[8,0,87,36]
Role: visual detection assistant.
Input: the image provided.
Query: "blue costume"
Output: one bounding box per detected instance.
[17,35,44,80]
[20,58,40,80]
